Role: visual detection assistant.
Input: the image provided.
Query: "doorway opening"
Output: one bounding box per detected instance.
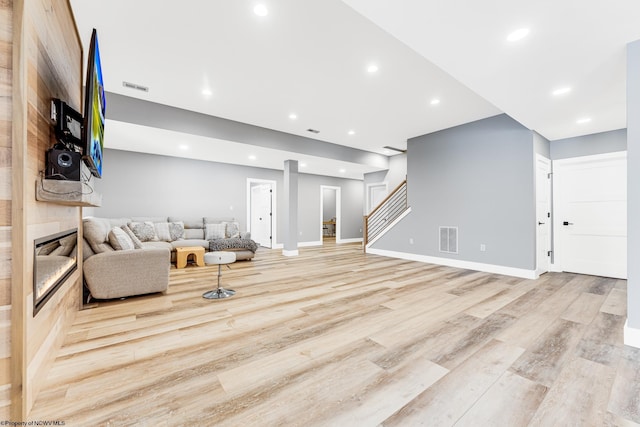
[320,186,341,244]
[247,179,276,249]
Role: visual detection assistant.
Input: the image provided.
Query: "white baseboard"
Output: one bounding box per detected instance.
[366,248,537,279]
[338,238,363,244]
[282,249,299,257]
[624,320,640,349]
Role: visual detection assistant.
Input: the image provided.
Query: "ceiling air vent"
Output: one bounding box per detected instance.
[122,81,149,92]
[307,128,320,134]
[439,226,458,254]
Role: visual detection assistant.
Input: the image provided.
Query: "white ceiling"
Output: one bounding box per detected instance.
[69,0,640,178]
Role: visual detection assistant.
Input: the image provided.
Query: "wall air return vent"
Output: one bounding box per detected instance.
[439,226,458,254]
[122,81,149,92]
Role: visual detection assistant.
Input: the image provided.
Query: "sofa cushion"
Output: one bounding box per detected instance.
[183,228,204,239]
[108,227,135,251]
[129,221,158,242]
[171,239,209,250]
[131,216,167,223]
[170,217,204,230]
[120,225,144,249]
[141,241,173,251]
[84,218,115,254]
[205,223,226,240]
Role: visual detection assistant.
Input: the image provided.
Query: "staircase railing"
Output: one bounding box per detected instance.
[363,180,408,250]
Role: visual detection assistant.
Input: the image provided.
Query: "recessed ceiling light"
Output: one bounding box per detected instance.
[348,130,355,135]
[552,87,571,96]
[178,144,189,151]
[253,4,268,16]
[383,149,391,155]
[249,155,257,160]
[202,89,213,96]
[430,98,441,105]
[289,113,297,120]
[577,117,591,124]
[339,168,346,173]
[367,64,378,73]
[300,163,307,168]
[507,28,530,42]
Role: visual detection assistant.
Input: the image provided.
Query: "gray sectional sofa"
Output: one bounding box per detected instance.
[82,216,258,300]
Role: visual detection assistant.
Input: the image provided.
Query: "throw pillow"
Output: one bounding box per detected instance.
[154,222,172,242]
[205,223,226,240]
[129,221,158,242]
[224,221,240,238]
[169,221,185,241]
[120,225,144,249]
[108,227,135,251]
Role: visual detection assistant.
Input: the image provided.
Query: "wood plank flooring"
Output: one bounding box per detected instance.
[28,243,640,426]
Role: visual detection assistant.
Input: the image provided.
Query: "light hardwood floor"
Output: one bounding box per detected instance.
[29,243,640,426]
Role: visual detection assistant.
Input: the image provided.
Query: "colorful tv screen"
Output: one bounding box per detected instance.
[83,29,105,178]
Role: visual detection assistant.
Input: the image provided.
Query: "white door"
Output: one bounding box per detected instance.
[250,183,272,248]
[554,152,627,279]
[535,155,552,276]
[367,183,388,214]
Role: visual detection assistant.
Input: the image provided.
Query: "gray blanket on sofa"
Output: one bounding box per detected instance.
[209,238,259,253]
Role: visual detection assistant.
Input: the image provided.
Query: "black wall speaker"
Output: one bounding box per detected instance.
[46,149,81,181]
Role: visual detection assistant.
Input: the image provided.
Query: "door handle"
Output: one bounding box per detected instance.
[563,221,574,226]
[538,221,545,225]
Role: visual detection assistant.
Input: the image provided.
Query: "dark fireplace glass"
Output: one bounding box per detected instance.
[33,228,78,316]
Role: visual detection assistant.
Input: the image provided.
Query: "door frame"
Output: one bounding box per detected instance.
[535,154,552,277]
[551,151,627,276]
[320,185,341,243]
[246,178,277,249]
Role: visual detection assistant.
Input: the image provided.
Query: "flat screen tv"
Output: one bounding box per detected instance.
[82,29,106,178]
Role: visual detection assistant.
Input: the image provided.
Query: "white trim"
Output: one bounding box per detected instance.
[366,248,537,279]
[282,249,299,257]
[624,320,640,349]
[247,178,277,249]
[320,185,341,243]
[366,207,412,248]
[340,237,363,244]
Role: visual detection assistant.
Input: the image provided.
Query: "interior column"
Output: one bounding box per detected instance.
[283,160,299,256]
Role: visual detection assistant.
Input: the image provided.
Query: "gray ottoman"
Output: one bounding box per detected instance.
[203,251,236,299]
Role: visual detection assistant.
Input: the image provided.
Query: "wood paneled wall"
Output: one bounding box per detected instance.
[9,0,83,420]
[0,0,12,419]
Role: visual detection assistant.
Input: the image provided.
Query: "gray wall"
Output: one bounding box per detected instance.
[550,128,627,160]
[91,149,364,244]
[372,114,536,270]
[533,132,550,158]
[627,40,640,330]
[363,153,407,213]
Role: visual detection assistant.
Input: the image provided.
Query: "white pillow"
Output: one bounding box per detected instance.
[205,223,226,240]
[154,222,172,242]
[108,227,135,250]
